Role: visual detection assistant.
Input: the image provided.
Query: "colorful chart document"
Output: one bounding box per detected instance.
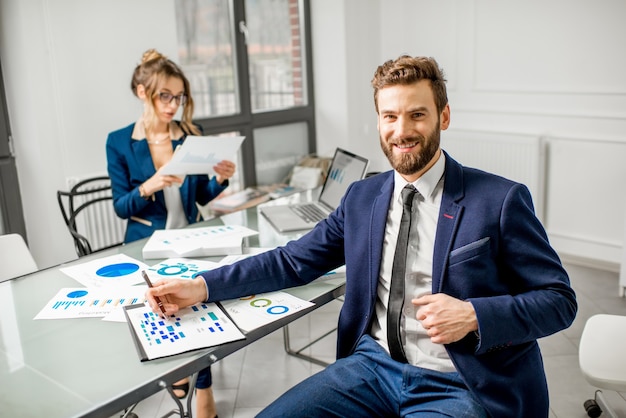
[219,291,314,332]
[59,254,149,287]
[124,302,245,361]
[34,286,147,320]
[146,258,220,281]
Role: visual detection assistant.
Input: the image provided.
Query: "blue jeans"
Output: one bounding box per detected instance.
[195,366,212,389]
[258,335,487,418]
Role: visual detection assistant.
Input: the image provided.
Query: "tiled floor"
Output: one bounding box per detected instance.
[115,262,626,418]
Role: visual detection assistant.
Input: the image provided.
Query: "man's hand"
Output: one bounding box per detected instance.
[145,277,208,316]
[411,293,478,344]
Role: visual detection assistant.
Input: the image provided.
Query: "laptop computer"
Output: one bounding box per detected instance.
[260,148,369,233]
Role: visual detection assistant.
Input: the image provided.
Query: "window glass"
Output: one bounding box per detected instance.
[175,0,239,117]
[174,0,315,187]
[246,0,308,112]
[253,122,308,185]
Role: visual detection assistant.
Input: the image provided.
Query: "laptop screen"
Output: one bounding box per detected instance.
[318,148,369,209]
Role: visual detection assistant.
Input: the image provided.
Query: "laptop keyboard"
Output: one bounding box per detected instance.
[292,203,327,223]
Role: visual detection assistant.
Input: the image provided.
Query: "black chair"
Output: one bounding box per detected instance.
[57,176,125,257]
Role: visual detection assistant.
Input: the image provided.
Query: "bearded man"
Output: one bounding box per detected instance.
[147,55,577,418]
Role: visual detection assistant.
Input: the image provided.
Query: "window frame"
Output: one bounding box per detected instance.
[0,58,27,238]
[190,0,316,188]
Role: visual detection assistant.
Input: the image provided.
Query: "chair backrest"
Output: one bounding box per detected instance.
[57,176,125,257]
[0,233,38,282]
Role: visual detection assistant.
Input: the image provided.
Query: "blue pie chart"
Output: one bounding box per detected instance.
[96,262,140,277]
[66,290,88,298]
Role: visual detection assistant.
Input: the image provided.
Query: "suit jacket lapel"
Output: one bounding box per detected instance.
[131,137,156,180]
[369,174,394,297]
[433,152,464,293]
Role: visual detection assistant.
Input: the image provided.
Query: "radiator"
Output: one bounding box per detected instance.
[441,129,546,220]
[65,175,126,252]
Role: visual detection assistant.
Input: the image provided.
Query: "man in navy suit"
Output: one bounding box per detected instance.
[147,56,577,417]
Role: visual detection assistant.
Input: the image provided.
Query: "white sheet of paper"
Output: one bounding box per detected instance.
[126,302,245,360]
[217,247,273,266]
[34,286,147,320]
[146,258,220,281]
[220,291,314,332]
[160,135,244,176]
[59,254,149,288]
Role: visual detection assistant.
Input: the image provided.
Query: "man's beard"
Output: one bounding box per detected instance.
[380,127,441,176]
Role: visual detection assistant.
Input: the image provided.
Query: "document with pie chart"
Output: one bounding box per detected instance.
[219,291,314,332]
[59,253,149,287]
[146,258,219,281]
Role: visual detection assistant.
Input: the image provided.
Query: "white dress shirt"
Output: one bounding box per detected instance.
[371,152,455,372]
[164,185,189,230]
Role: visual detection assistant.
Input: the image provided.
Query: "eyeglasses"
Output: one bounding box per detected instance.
[158,92,188,106]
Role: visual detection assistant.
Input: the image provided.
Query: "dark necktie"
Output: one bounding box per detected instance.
[387,184,417,363]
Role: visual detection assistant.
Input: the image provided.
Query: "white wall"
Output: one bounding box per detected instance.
[2,0,626,271]
[313,0,626,270]
[0,0,179,267]
[311,0,385,171]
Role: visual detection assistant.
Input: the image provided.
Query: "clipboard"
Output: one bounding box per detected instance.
[159,135,245,176]
[124,302,245,362]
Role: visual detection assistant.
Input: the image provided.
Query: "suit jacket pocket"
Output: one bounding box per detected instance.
[449,237,490,265]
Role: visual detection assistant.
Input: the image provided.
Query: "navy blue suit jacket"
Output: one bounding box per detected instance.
[106,123,228,243]
[199,151,577,417]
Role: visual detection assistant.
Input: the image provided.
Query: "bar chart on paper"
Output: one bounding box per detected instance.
[124,302,245,361]
[34,287,147,320]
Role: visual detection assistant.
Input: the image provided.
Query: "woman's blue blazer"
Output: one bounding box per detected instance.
[106,122,228,243]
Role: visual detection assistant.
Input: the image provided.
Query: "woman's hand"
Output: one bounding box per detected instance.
[141,171,184,196]
[214,160,236,184]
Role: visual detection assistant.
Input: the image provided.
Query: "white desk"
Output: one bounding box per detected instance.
[0,195,344,418]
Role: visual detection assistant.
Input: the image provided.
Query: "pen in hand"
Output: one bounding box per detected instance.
[142,270,168,319]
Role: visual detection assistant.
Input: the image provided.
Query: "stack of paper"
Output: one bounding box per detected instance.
[209,188,270,212]
[142,225,258,259]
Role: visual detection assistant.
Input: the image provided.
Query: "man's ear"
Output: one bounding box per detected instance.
[440,104,451,130]
[136,84,147,100]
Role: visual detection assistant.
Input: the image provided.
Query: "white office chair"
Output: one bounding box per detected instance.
[0,233,38,282]
[579,314,626,417]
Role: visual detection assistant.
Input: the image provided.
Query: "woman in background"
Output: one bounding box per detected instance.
[106,49,230,418]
